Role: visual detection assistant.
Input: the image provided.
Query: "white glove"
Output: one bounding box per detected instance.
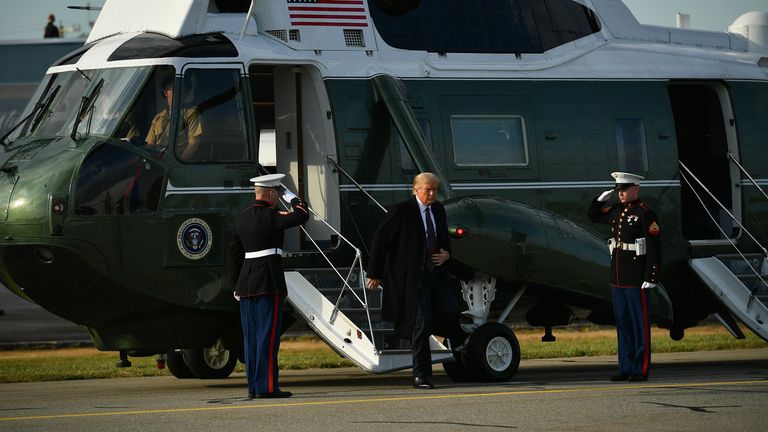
[641,282,656,289]
[597,189,613,202]
[282,189,298,202]
[233,291,241,301]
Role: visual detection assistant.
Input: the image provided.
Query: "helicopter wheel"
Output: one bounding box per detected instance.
[442,353,475,382]
[166,350,195,379]
[182,338,237,379]
[464,323,521,382]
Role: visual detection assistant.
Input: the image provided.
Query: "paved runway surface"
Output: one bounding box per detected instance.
[1,349,766,432]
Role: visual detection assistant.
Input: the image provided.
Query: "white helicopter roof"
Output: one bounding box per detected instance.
[77,0,767,82]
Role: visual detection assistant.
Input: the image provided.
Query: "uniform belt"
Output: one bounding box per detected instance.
[614,242,638,251]
[244,248,282,259]
[608,238,646,255]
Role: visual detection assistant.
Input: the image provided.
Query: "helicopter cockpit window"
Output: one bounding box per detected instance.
[113,66,175,155]
[451,115,528,166]
[24,66,153,140]
[35,71,89,136]
[176,68,250,162]
[369,0,601,54]
[74,142,165,216]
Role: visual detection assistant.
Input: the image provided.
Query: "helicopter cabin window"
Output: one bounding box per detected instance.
[369,0,601,54]
[74,143,165,216]
[177,68,249,162]
[615,118,648,173]
[451,116,528,166]
[396,119,432,173]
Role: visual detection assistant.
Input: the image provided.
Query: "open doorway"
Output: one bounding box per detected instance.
[668,82,740,242]
[248,64,340,251]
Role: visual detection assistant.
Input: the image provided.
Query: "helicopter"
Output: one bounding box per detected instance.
[0,0,766,381]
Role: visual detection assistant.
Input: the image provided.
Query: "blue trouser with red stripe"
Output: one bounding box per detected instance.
[240,294,283,395]
[612,286,651,377]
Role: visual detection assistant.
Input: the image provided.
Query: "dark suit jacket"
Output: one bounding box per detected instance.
[367,197,451,337]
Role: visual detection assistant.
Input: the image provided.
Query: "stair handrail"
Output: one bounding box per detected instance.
[679,163,768,302]
[679,161,767,256]
[326,156,388,214]
[277,193,377,349]
[728,152,768,203]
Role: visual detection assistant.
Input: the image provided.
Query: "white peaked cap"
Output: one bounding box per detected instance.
[611,171,644,186]
[249,173,285,187]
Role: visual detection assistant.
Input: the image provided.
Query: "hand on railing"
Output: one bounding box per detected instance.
[365,277,381,290]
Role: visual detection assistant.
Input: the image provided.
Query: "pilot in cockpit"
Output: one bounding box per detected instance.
[125,73,203,160]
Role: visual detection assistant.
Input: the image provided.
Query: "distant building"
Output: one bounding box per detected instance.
[0,39,83,136]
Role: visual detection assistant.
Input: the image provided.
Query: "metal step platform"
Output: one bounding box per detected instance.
[284,270,454,373]
[690,255,768,342]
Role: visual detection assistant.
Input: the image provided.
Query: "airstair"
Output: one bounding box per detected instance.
[681,160,768,341]
[279,167,454,372]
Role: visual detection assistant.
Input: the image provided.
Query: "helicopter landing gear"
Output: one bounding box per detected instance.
[166,350,195,379]
[181,338,237,379]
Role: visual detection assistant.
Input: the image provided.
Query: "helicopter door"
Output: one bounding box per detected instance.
[262,64,339,251]
[668,82,741,243]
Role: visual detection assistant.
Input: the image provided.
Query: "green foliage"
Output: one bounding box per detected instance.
[0,327,764,383]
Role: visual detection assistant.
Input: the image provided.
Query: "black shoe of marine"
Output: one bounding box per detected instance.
[609,374,629,382]
[628,375,648,382]
[257,391,293,398]
[413,376,434,389]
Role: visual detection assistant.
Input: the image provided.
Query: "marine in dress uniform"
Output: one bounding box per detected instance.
[365,172,464,390]
[588,172,661,382]
[230,173,308,398]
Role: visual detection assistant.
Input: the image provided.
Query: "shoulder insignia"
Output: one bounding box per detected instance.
[648,221,660,236]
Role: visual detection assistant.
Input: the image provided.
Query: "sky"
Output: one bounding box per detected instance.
[0,0,766,41]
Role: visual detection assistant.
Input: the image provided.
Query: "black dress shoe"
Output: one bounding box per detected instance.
[609,374,629,382]
[247,393,256,399]
[257,391,293,398]
[628,375,648,382]
[413,377,434,389]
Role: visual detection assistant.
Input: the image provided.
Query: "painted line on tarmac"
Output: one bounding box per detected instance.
[1,379,767,422]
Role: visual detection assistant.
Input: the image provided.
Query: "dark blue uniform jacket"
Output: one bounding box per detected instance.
[588,198,661,287]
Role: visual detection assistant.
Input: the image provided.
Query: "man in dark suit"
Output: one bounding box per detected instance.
[588,171,661,382]
[365,172,463,389]
[230,173,309,399]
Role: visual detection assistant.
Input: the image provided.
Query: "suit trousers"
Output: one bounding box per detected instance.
[411,270,463,378]
[612,286,651,377]
[240,293,284,395]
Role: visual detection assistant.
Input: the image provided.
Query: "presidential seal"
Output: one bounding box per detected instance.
[177,218,213,260]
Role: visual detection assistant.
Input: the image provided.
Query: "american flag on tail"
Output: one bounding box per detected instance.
[287,0,369,27]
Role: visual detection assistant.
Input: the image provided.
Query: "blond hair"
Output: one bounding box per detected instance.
[413,172,440,189]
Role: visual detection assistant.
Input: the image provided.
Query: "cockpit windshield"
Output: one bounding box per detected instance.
[24,66,154,140]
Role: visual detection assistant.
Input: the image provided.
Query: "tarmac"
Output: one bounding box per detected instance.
[1,348,766,432]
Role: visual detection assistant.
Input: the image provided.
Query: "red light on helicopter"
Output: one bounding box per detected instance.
[449,226,469,238]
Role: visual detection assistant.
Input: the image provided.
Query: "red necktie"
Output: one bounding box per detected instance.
[425,207,436,271]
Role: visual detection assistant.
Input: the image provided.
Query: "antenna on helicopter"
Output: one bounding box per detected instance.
[239,0,256,41]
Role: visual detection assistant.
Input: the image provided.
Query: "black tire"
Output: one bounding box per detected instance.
[442,355,475,382]
[465,323,521,382]
[182,338,238,379]
[166,350,195,379]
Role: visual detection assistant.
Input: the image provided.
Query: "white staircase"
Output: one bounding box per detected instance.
[690,255,768,341]
[284,270,454,372]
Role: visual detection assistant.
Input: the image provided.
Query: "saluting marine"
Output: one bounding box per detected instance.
[230,173,309,399]
[588,172,661,382]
